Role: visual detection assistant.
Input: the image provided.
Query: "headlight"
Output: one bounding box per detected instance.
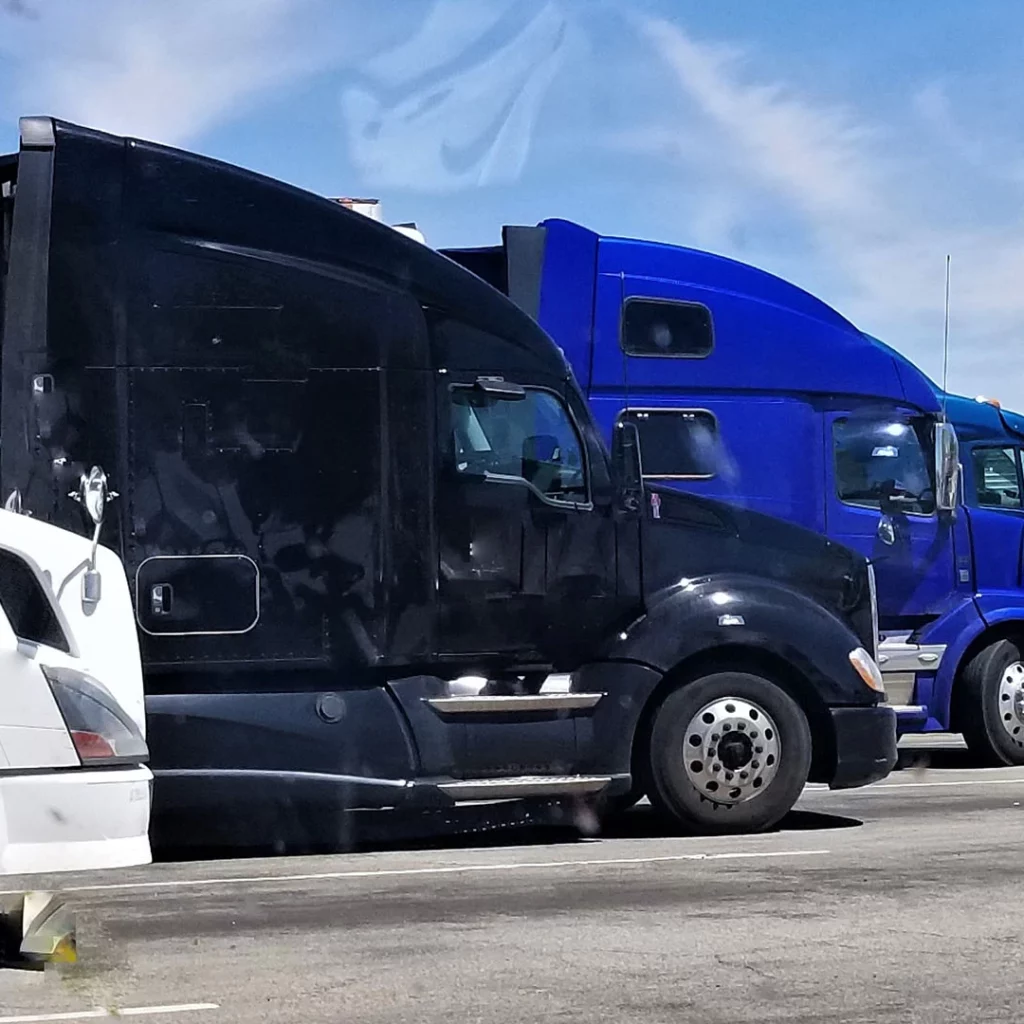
[42,665,149,766]
[849,647,885,695]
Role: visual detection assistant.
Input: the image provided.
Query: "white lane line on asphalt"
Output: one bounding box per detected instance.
[119,1006,219,1017]
[808,776,1024,794]
[0,848,829,897]
[0,1006,218,1024]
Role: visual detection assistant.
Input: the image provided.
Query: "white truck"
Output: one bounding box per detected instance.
[0,469,151,874]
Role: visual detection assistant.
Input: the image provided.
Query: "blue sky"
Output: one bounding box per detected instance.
[2,0,1023,405]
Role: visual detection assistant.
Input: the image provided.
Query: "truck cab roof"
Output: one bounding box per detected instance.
[446,218,941,412]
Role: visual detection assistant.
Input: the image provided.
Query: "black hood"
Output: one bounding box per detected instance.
[641,485,875,651]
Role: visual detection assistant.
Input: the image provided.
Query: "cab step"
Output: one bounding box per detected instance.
[438,774,612,801]
[426,693,603,714]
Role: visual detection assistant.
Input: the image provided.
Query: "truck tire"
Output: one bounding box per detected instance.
[644,671,812,834]
[958,639,1024,766]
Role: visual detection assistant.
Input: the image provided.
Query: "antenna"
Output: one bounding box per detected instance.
[620,270,631,413]
[941,254,951,422]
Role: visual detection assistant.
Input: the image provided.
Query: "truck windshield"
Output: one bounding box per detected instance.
[833,415,936,515]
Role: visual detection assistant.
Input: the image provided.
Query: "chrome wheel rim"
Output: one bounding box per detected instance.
[683,697,781,805]
[997,661,1024,749]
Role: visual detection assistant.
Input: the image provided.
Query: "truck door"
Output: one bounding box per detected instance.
[825,411,955,620]
[964,445,1024,598]
[436,373,619,665]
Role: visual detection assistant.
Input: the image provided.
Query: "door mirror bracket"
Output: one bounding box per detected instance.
[612,421,644,512]
[68,466,119,608]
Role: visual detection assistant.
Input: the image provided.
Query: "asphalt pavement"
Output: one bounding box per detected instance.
[2,746,1023,1024]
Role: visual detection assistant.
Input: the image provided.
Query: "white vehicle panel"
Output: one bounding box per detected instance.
[0,766,152,874]
[0,601,79,769]
[0,509,146,735]
[0,510,152,873]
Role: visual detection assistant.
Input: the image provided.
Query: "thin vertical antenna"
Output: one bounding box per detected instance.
[941,254,951,421]
[620,271,631,412]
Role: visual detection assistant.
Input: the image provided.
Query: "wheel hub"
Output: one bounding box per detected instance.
[997,661,1024,748]
[683,697,781,805]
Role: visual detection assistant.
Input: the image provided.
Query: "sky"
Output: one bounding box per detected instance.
[2,0,1023,406]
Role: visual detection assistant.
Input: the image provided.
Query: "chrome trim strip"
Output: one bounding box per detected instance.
[867,563,879,661]
[877,638,947,674]
[888,704,929,717]
[439,775,612,801]
[539,672,572,693]
[427,693,604,714]
[880,671,917,706]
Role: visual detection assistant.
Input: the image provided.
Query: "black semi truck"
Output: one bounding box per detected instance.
[0,117,896,840]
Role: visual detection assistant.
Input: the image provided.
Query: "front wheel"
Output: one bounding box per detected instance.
[644,672,812,834]
[958,639,1024,766]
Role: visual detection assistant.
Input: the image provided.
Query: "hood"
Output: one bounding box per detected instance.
[641,486,875,651]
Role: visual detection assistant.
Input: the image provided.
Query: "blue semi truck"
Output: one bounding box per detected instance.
[442,220,1024,765]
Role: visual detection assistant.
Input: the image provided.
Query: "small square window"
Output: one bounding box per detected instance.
[621,299,714,358]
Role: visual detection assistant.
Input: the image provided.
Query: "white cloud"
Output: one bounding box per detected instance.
[1,0,341,146]
[341,0,571,190]
[637,17,1024,406]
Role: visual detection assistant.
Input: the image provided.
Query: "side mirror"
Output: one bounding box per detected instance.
[3,490,26,515]
[612,421,644,511]
[69,465,119,608]
[935,421,959,513]
[877,514,896,546]
[77,466,114,527]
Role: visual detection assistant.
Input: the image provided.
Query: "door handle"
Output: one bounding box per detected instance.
[150,583,174,616]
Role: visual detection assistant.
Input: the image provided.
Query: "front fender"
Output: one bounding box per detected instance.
[913,597,987,727]
[606,575,876,706]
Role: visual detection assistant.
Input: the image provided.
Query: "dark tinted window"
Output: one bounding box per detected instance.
[1,179,13,372]
[622,299,713,358]
[0,549,69,651]
[833,416,936,515]
[450,388,588,504]
[972,447,1021,509]
[621,409,719,478]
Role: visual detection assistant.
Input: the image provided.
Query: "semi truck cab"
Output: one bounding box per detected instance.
[0,118,895,840]
[441,219,1024,765]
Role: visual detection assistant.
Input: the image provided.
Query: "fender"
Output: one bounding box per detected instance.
[912,596,987,727]
[928,598,1024,727]
[604,574,877,706]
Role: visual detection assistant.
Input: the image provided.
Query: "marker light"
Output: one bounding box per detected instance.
[849,647,885,694]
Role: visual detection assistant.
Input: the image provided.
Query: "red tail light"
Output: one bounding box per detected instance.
[70,730,116,760]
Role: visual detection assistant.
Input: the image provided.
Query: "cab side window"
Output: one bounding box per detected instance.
[0,550,69,652]
[833,416,936,515]
[619,408,719,479]
[971,447,1022,509]
[621,299,714,358]
[449,387,589,505]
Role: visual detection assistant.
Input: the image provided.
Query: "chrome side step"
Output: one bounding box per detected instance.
[426,693,604,714]
[439,775,612,801]
[889,704,929,717]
